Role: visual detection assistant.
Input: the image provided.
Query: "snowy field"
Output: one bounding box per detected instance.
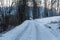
[0,16,60,40]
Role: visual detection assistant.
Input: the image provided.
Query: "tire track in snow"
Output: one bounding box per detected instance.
[15,21,30,40]
[34,20,58,40]
[34,21,42,40]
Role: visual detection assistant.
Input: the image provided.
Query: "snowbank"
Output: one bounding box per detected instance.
[35,16,60,24]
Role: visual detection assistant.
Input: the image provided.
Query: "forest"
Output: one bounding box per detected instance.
[0,0,60,33]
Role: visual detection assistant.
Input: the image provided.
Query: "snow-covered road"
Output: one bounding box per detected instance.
[0,16,60,40]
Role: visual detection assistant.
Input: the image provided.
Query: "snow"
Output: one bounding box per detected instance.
[35,16,60,24]
[0,16,60,40]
